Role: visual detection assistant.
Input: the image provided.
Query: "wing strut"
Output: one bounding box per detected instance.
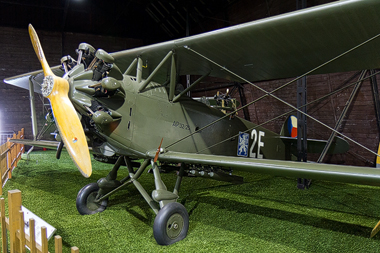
[135,50,190,102]
[136,57,143,83]
[172,71,210,102]
[124,58,138,75]
[317,70,368,163]
[28,77,38,141]
[138,51,173,92]
[168,52,176,101]
[23,76,39,159]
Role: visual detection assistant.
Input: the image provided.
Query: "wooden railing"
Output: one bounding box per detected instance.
[1,190,80,253]
[0,129,24,196]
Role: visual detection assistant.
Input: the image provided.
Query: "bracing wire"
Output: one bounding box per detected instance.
[165,31,380,158]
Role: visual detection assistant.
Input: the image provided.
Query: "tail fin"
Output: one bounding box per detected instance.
[280,115,298,138]
[279,115,349,155]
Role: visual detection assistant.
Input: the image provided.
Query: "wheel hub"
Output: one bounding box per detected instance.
[166,214,184,239]
[86,192,102,211]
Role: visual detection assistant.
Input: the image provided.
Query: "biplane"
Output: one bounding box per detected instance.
[5,0,380,245]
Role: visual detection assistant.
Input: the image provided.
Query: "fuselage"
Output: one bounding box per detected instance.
[68,65,287,161]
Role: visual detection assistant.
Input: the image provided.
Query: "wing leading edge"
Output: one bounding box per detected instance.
[3,65,64,93]
[112,0,380,84]
[153,151,380,187]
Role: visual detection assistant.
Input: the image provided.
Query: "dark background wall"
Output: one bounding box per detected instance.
[191,71,380,166]
[1,0,379,166]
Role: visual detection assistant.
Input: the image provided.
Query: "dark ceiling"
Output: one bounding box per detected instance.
[0,0,337,45]
[0,0,243,44]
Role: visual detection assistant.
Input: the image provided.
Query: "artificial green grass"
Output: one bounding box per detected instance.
[1,150,380,252]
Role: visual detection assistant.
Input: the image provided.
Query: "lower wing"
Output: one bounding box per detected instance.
[153,151,380,187]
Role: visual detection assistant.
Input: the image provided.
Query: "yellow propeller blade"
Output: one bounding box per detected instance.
[28,24,92,177]
[376,143,380,168]
[370,220,380,238]
[28,25,53,77]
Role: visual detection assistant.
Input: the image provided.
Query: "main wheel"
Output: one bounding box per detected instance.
[76,183,108,215]
[153,202,189,245]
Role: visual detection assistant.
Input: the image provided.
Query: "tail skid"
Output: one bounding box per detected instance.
[371,142,380,237]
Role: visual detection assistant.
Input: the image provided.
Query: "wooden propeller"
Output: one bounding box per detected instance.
[29,24,92,177]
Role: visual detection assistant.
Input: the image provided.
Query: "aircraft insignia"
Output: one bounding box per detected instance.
[237,132,249,157]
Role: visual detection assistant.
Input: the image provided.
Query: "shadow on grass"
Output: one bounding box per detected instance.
[196,175,380,219]
[105,187,156,226]
[186,194,373,238]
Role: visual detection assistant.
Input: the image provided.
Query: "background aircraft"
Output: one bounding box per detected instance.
[5,0,380,245]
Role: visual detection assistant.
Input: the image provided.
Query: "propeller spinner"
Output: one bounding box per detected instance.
[28,24,92,177]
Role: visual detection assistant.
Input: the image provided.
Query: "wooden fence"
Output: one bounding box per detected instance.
[0,129,25,196]
[1,190,80,253]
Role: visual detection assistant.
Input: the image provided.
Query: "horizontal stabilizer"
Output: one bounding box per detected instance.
[9,139,92,152]
[280,136,349,155]
[10,139,61,149]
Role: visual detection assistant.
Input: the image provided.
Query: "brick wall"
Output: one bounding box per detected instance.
[191,71,380,167]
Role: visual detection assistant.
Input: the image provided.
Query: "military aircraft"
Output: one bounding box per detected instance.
[5,0,380,245]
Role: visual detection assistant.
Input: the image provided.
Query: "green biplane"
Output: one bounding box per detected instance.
[5,0,380,245]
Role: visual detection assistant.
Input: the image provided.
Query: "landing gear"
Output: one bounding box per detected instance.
[76,183,108,215]
[153,202,189,245]
[75,156,190,244]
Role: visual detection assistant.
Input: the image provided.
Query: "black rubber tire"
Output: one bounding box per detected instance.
[76,183,108,215]
[153,202,189,245]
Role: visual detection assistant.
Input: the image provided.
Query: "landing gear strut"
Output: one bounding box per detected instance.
[75,156,189,245]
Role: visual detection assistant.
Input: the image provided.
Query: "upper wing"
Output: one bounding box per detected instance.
[3,65,64,93]
[112,0,380,84]
[152,151,380,187]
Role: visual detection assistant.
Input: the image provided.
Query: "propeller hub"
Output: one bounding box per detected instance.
[42,75,54,97]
